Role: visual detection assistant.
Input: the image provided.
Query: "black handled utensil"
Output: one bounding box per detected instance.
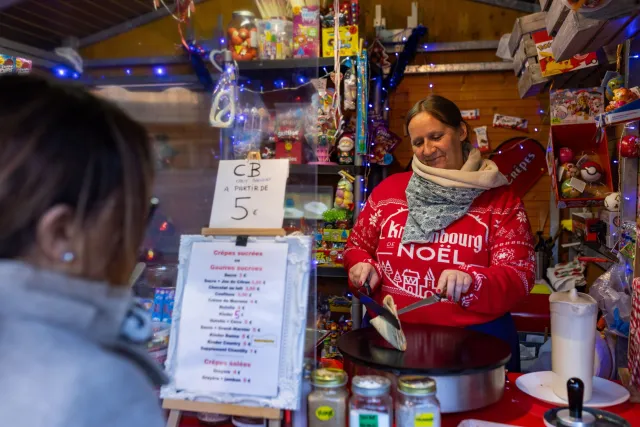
[355,281,401,330]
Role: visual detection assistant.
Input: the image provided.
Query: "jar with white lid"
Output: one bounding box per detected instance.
[395,376,440,427]
[349,375,392,427]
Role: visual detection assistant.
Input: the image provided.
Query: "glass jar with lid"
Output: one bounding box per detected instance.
[308,368,348,427]
[395,376,441,427]
[227,11,258,61]
[349,375,392,427]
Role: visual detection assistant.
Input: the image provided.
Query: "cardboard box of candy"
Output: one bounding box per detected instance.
[550,87,605,125]
[322,25,359,57]
[547,123,613,208]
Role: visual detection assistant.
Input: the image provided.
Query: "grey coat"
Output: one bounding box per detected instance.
[0,261,166,427]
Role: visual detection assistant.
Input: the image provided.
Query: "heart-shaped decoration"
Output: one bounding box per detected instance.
[208,49,226,73]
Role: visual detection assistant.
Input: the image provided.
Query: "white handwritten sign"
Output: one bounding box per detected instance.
[174,240,288,397]
[209,159,290,229]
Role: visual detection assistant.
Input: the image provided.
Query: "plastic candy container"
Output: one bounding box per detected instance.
[257,19,293,60]
[334,171,355,211]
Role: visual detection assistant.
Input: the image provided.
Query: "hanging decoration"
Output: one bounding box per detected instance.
[355,45,368,156]
[379,25,427,106]
[368,39,391,75]
[153,0,196,50]
[209,61,238,128]
[490,137,547,199]
[331,0,342,129]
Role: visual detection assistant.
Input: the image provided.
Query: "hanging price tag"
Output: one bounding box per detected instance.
[209,159,290,229]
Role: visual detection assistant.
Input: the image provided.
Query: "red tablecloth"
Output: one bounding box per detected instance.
[440,373,638,426]
[178,373,638,427]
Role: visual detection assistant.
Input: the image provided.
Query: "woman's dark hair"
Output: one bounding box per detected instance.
[405,95,471,145]
[0,75,153,273]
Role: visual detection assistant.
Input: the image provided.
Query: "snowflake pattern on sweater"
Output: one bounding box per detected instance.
[344,172,535,327]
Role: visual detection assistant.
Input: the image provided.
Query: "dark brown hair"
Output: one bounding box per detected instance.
[0,75,153,280]
[405,95,471,145]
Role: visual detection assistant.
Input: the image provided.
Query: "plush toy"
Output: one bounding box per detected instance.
[580,161,603,182]
[606,75,624,101]
[559,147,574,164]
[604,192,620,212]
[619,135,640,158]
[606,88,639,112]
[561,179,582,198]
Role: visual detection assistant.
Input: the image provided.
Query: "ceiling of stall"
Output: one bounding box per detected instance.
[0,0,541,51]
[0,0,164,50]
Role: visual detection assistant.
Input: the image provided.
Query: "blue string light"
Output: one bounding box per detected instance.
[154,66,166,76]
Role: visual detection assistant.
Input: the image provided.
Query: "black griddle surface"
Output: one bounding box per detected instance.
[338,323,511,376]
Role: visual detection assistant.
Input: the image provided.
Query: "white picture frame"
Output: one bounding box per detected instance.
[161,234,312,410]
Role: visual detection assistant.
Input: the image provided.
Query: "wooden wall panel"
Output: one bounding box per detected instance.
[388,71,552,235]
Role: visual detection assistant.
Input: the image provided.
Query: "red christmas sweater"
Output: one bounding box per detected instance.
[344,172,535,327]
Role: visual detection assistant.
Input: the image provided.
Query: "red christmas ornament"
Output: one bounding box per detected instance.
[559,147,574,164]
[619,135,640,158]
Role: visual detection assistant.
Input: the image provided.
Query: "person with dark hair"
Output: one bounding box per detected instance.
[344,95,534,371]
[0,75,165,426]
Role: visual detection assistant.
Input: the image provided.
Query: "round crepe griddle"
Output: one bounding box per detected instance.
[337,323,511,376]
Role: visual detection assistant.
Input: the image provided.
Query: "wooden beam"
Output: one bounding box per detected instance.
[468,0,541,13]
[79,0,208,47]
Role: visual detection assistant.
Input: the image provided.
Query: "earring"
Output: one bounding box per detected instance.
[62,252,75,263]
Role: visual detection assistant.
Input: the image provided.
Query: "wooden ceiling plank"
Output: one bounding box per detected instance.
[467,0,541,13]
[11,4,102,34]
[79,0,208,47]
[84,0,133,21]
[105,0,147,15]
[24,2,103,32]
[0,11,67,37]
[0,0,25,11]
[0,21,55,43]
[58,0,117,27]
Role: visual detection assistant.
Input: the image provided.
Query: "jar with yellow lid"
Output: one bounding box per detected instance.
[395,376,440,427]
[308,368,348,427]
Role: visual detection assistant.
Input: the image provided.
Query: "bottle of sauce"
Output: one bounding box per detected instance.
[308,368,348,427]
[349,376,392,427]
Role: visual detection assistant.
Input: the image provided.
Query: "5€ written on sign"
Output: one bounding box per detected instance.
[209,159,290,229]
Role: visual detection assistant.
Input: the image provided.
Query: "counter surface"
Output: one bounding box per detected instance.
[177,373,638,427]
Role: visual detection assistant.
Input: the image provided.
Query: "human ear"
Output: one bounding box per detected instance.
[459,123,468,143]
[35,205,78,264]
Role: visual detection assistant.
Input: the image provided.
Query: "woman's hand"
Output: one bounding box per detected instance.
[348,262,381,292]
[437,270,472,303]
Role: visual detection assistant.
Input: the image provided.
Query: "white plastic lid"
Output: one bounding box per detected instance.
[550,289,597,316]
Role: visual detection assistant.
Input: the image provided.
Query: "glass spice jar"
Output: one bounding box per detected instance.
[308,368,348,427]
[227,11,258,61]
[349,376,392,427]
[395,376,441,427]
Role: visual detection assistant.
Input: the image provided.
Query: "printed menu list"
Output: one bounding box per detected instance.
[175,241,288,397]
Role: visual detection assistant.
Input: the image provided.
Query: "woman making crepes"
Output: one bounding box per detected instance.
[344,95,535,371]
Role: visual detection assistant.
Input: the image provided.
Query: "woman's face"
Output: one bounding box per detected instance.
[408,112,467,170]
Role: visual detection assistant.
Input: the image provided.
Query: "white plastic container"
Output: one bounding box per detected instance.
[550,288,598,401]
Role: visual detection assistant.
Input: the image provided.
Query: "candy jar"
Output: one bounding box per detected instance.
[227,11,258,61]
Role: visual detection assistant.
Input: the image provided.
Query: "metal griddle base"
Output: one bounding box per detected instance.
[337,323,512,413]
